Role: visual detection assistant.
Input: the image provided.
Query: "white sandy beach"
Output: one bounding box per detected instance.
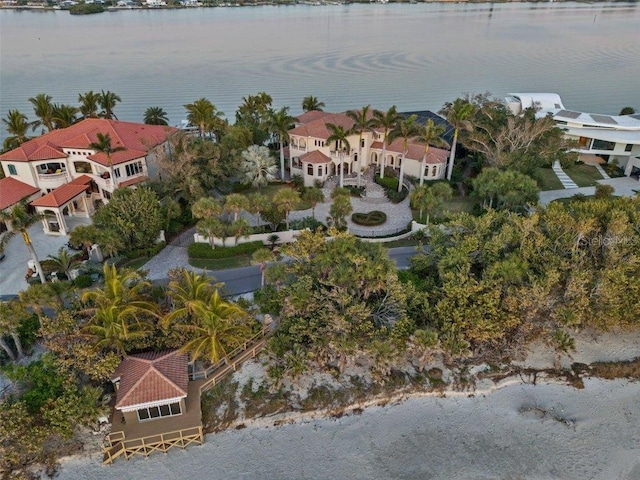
[54,376,640,480]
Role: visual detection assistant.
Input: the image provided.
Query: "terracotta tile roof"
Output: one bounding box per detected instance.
[113,351,188,410]
[0,118,177,164]
[68,174,93,185]
[289,113,354,140]
[300,150,331,164]
[118,175,148,187]
[30,183,89,208]
[0,177,40,210]
[295,110,332,125]
[371,139,449,165]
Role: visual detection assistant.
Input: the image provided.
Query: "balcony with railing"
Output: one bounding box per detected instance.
[36,171,70,189]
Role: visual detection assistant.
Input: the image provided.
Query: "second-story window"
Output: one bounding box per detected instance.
[8,164,17,175]
[125,161,143,177]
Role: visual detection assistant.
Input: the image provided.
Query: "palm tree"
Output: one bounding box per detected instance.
[2,109,32,150]
[99,90,121,120]
[82,303,153,356]
[69,224,99,253]
[28,93,55,133]
[273,188,300,230]
[78,90,101,119]
[372,106,400,179]
[184,98,223,138]
[89,132,126,188]
[268,107,295,181]
[173,290,250,364]
[410,183,451,225]
[0,204,46,284]
[51,103,79,129]
[163,269,217,326]
[251,248,275,289]
[416,119,450,186]
[347,105,375,188]
[143,106,169,126]
[224,193,250,223]
[241,145,278,190]
[47,246,74,279]
[81,264,158,354]
[82,264,155,311]
[302,187,325,220]
[247,193,268,226]
[302,95,325,112]
[191,197,223,220]
[0,300,27,360]
[441,98,474,181]
[197,218,228,249]
[326,123,351,188]
[388,114,421,192]
[229,218,251,245]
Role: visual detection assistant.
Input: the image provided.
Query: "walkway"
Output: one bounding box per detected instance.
[552,161,578,189]
[538,176,639,206]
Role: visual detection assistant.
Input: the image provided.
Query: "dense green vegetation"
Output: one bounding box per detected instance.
[69,4,105,14]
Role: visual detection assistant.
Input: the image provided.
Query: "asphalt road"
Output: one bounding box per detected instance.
[211,246,425,297]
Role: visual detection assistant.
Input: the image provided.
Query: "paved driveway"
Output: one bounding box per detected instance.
[0,222,87,297]
[538,176,639,206]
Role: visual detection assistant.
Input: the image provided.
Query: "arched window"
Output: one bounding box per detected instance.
[318,166,322,176]
[307,164,314,176]
[431,165,437,177]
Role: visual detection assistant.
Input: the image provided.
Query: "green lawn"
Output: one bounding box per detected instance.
[244,184,312,211]
[535,167,564,191]
[189,255,252,270]
[412,196,477,223]
[564,163,603,187]
[121,257,149,270]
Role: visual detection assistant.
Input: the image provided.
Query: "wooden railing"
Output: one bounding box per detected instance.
[190,325,273,393]
[103,426,203,465]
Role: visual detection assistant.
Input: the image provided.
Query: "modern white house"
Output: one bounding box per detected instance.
[506,93,640,178]
[286,110,450,187]
[0,118,177,235]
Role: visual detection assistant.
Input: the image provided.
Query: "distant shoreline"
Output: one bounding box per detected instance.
[1,0,633,14]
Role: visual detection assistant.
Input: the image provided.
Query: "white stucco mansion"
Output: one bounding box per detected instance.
[285,110,451,187]
[506,93,640,178]
[0,119,177,235]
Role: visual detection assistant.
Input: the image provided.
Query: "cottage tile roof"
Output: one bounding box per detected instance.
[0,177,40,210]
[0,119,177,166]
[30,184,89,208]
[113,351,188,410]
[371,139,449,165]
[300,150,331,164]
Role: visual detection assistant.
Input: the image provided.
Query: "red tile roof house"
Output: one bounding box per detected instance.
[0,119,177,235]
[286,110,450,188]
[104,350,204,463]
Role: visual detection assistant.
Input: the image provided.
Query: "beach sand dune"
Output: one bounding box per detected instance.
[55,378,640,480]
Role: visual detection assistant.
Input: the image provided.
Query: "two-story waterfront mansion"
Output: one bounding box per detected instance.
[285,110,451,187]
[0,118,177,235]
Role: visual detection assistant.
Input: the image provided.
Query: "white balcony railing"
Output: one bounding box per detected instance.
[37,171,69,188]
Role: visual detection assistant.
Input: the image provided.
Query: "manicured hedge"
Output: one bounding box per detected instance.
[375,175,399,190]
[351,211,387,226]
[74,275,93,288]
[188,241,264,259]
[124,242,166,260]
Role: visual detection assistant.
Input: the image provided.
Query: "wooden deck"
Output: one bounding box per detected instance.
[103,327,272,465]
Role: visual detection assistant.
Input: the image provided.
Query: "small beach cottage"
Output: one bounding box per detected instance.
[104,350,204,464]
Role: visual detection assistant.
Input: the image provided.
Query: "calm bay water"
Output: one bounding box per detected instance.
[1,2,639,138]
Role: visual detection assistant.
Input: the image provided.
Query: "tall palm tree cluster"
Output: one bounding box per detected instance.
[2,90,123,151]
[79,265,253,364]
